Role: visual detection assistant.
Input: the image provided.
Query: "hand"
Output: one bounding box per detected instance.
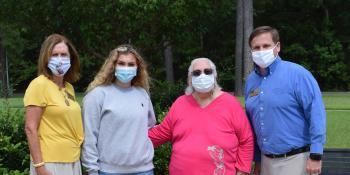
[253,162,261,175]
[306,159,322,174]
[236,170,249,175]
[36,166,53,175]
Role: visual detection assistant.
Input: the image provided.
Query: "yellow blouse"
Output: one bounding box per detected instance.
[24,75,84,162]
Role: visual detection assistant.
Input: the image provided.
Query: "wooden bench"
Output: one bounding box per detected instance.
[322,148,350,175]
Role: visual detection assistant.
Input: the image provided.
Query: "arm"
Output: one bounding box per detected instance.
[247,116,262,175]
[81,91,103,175]
[24,106,52,175]
[295,69,326,174]
[148,110,173,147]
[236,171,250,175]
[244,85,261,175]
[296,69,326,154]
[147,98,157,128]
[252,162,261,175]
[233,101,254,174]
[245,110,261,175]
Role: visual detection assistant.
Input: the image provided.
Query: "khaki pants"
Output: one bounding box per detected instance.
[30,160,82,175]
[261,152,318,175]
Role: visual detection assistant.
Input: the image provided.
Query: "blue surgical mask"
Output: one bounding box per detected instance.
[48,56,71,76]
[115,66,137,83]
[191,74,215,93]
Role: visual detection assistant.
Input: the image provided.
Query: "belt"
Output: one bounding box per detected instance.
[264,145,310,158]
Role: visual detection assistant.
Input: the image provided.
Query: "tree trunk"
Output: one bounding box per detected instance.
[243,0,253,84]
[0,35,9,98]
[234,0,243,96]
[163,38,175,84]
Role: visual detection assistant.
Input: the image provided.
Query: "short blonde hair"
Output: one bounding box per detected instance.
[86,44,150,93]
[38,34,80,83]
[185,57,221,95]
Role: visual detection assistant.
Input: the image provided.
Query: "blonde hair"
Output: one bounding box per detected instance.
[86,44,150,93]
[185,57,221,95]
[38,34,80,82]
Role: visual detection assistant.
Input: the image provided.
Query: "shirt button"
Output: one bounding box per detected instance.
[260,107,264,111]
[261,91,264,94]
[263,138,266,141]
[263,77,267,80]
[261,122,264,125]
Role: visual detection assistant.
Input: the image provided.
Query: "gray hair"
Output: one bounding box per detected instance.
[185,57,221,95]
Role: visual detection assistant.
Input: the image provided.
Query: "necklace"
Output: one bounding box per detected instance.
[62,89,70,106]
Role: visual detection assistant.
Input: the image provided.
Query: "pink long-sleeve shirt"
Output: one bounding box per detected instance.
[149,92,254,175]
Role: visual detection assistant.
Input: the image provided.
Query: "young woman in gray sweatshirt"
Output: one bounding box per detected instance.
[82,45,156,175]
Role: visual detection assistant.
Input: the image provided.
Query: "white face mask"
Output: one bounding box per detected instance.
[48,56,71,76]
[252,44,278,68]
[191,74,215,93]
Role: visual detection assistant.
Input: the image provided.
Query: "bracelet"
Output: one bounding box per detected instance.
[32,162,45,167]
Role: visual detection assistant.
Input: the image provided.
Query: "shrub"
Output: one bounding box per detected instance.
[152,110,171,175]
[150,80,185,115]
[0,168,28,175]
[0,100,29,174]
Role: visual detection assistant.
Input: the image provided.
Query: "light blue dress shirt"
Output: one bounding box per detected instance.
[245,57,326,161]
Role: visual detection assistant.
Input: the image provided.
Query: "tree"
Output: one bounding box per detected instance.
[234,0,243,96]
[253,0,349,90]
[0,0,348,93]
[243,0,253,83]
[0,35,9,98]
[163,38,175,84]
[235,0,253,96]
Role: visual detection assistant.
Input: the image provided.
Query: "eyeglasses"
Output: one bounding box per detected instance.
[191,68,213,77]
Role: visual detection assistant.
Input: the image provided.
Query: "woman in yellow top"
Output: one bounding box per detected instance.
[24,34,84,175]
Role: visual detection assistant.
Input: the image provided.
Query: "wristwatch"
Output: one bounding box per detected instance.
[309,153,322,161]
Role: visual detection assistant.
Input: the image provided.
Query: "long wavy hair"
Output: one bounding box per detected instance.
[86,44,150,93]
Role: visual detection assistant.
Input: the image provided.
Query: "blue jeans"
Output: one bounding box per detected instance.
[99,169,154,175]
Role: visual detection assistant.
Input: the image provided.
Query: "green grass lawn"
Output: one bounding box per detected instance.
[322,92,350,110]
[236,92,350,110]
[1,92,350,148]
[325,110,350,148]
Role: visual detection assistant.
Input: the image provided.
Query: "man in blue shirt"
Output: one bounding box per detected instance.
[245,26,326,175]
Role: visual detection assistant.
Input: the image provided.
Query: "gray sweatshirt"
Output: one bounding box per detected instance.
[81,84,156,175]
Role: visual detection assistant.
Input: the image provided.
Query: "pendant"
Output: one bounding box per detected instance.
[64,98,70,106]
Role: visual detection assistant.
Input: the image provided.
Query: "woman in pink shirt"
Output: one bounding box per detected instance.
[149,58,254,175]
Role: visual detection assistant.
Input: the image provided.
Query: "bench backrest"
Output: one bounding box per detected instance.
[322,148,350,175]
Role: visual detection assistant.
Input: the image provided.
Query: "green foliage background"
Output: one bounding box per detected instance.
[0,0,348,93]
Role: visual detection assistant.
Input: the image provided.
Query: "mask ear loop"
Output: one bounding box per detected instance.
[274,42,280,49]
[273,42,280,57]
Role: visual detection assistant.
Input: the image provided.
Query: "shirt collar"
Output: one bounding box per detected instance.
[254,56,281,76]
